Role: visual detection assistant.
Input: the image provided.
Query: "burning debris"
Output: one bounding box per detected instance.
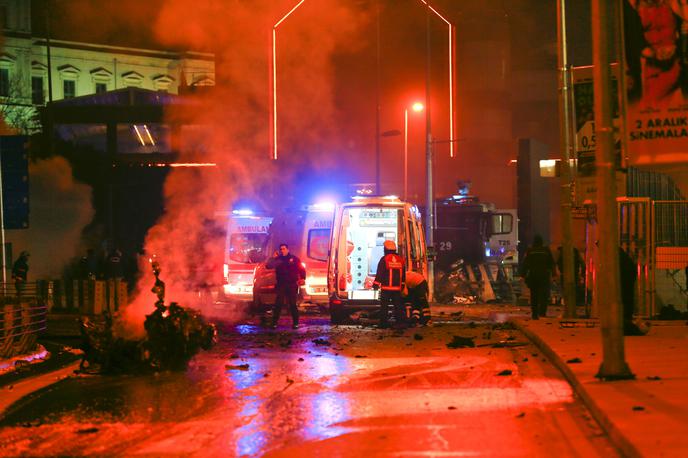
[80,259,216,374]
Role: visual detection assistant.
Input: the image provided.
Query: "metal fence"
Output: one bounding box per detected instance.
[653,201,688,247]
[0,282,48,359]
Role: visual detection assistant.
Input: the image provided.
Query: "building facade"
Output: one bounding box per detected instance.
[0,0,215,133]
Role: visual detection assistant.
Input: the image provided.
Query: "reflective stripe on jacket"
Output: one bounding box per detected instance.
[373,253,406,291]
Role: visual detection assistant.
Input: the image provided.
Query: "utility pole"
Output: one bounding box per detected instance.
[556,0,577,318]
[591,0,633,380]
[425,1,434,301]
[375,0,382,195]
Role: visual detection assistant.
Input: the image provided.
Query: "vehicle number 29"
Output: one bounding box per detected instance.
[439,241,453,251]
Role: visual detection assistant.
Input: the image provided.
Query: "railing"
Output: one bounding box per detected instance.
[37,278,128,314]
[653,201,688,247]
[0,282,48,358]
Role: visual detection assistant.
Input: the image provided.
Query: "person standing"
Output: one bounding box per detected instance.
[521,235,555,319]
[266,243,306,329]
[12,251,29,297]
[373,240,406,328]
[556,245,586,304]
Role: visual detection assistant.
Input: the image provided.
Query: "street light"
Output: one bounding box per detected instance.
[404,102,424,200]
[270,0,307,161]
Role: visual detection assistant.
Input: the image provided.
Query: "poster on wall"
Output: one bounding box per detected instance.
[571,66,626,206]
[622,0,688,166]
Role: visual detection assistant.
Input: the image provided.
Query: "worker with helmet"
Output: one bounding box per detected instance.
[372,240,405,328]
[404,270,431,326]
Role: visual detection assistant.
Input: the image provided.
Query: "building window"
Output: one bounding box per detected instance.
[95,82,107,94]
[63,80,76,99]
[0,68,9,97]
[32,76,44,104]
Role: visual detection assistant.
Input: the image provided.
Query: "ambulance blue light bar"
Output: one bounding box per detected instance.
[232,209,254,216]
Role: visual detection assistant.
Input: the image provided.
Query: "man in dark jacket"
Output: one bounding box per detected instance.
[521,235,555,319]
[373,240,406,328]
[266,243,306,329]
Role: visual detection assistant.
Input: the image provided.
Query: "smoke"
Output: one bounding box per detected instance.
[8,157,94,279]
[113,0,371,336]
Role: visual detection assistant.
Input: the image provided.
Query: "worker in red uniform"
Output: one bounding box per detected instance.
[404,270,431,326]
[372,240,405,328]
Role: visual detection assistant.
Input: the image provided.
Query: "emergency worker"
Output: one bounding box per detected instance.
[403,270,431,325]
[266,243,306,329]
[373,240,406,328]
[520,235,555,319]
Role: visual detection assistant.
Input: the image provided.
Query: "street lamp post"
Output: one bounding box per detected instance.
[404,102,424,200]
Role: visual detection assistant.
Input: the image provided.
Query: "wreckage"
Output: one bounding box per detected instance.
[80,259,217,374]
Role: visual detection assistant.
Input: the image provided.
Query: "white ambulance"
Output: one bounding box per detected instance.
[252,203,335,310]
[222,210,272,301]
[327,196,427,323]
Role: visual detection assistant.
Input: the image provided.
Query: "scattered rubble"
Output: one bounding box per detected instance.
[446,335,475,349]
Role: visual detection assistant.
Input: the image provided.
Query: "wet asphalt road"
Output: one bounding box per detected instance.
[0,312,619,457]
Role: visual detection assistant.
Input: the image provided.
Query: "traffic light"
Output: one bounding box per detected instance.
[0,136,29,229]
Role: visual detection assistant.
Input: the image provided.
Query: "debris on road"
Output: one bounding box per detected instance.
[446,335,475,348]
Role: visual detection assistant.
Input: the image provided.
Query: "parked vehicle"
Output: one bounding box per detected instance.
[252,203,335,312]
[327,196,427,324]
[222,210,272,301]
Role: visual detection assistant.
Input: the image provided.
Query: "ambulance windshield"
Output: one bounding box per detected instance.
[307,228,330,262]
[229,233,268,263]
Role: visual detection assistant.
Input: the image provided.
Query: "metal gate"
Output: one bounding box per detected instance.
[618,198,652,317]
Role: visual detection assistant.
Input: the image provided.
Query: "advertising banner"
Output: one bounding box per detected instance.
[623,0,688,166]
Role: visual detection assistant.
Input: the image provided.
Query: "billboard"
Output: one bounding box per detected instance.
[622,0,688,166]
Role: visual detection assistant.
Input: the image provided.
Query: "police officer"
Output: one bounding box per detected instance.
[520,235,555,319]
[266,243,306,329]
[373,240,405,328]
[404,270,431,325]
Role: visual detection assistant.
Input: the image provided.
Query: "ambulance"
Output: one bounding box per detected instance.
[327,196,427,324]
[252,203,335,311]
[222,209,272,301]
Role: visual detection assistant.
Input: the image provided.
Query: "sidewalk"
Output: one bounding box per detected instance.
[513,317,688,458]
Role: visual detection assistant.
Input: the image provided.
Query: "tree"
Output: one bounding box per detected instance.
[0,69,41,135]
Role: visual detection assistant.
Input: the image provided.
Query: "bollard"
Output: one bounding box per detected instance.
[72,279,81,309]
[117,279,128,311]
[93,281,106,315]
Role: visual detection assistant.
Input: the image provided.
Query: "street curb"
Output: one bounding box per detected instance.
[0,361,81,420]
[510,319,642,458]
